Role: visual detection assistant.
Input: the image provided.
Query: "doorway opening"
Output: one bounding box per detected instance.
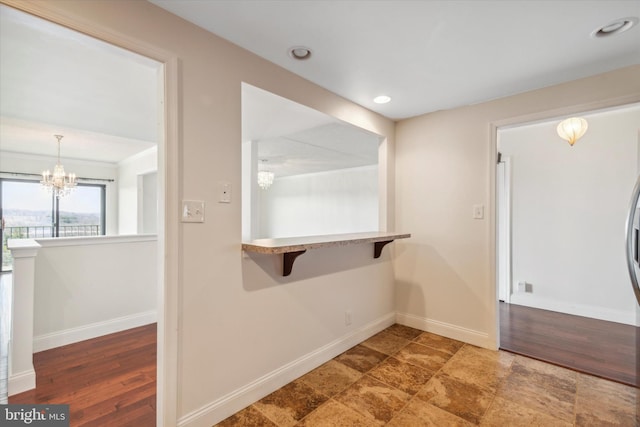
[0,3,172,422]
[496,103,640,387]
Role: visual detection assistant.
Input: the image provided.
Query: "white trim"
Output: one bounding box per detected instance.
[0,150,119,169]
[497,156,512,303]
[159,56,181,427]
[11,236,158,252]
[8,369,36,396]
[395,312,492,349]
[6,239,40,257]
[177,313,395,427]
[34,234,157,248]
[33,310,157,352]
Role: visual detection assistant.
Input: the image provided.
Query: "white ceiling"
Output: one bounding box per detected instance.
[1,1,638,168]
[257,123,380,177]
[0,5,161,164]
[150,0,640,120]
[242,83,380,177]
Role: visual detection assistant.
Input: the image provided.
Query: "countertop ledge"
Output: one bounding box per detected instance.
[242,231,411,254]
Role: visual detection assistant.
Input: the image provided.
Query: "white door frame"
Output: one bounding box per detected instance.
[1,2,181,425]
[497,155,512,303]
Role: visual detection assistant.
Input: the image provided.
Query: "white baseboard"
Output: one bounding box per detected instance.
[33,310,157,352]
[508,295,638,326]
[178,312,396,427]
[9,368,35,396]
[395,312,493,349]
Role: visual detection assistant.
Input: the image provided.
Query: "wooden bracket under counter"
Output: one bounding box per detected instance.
[241,231,411,276]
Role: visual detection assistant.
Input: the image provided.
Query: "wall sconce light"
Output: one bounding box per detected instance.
[557,117,588,146]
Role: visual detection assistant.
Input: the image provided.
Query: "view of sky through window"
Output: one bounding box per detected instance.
[1,180,104,270]
[4,180,99,213]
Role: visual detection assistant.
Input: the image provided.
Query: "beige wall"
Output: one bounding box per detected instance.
[1,0,396,425]
[394,65,640,348]
[6,1,640,424]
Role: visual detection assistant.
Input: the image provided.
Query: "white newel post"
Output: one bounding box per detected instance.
[7,239,40,395]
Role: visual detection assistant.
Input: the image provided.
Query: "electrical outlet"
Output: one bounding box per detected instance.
[345,310,352,326]
[518,281,533,293]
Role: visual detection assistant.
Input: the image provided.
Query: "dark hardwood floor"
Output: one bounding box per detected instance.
[0,273,11,404]
[500,302,638,387]
[9,323,157,427]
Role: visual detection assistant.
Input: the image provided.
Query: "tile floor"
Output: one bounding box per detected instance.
[216,324,639,426]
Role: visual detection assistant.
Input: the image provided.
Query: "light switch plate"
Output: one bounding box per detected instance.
[219,181,231,203]
[182,200,205,223]
[473,204,484,219]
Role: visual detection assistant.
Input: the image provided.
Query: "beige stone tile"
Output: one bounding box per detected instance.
[497,367,576,422]
[360,330,410,355]
[299,360,363,397]
[296,399,377,426]
[416,373,495,424]
[480,396,573,427]
[215,405,278,427]
[253,379,328,427]
[575,373,639,427]
[384,324,424,340]
[335,375,411,424]
[334,344,388,374]
[511,355,577,394]
[394,342,453,372]
[414,332,465,355]
[368,356,433,395]
[387,398,475,427]
[439,344,514,391]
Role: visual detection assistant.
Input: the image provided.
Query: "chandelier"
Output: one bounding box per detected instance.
[257,159,275,190]
[41,134,77,198]
[257,170,275,190]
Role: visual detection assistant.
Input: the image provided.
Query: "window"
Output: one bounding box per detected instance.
[56,184,105,237]
[1,179,105,271]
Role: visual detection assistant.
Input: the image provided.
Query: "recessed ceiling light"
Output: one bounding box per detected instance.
[373,95,391,104]
[288,46,312,60]
[591,17,638,38]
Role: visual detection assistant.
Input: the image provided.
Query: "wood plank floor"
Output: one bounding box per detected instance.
[499,302,638,387]
[0,273,11,403]
[9,323,157,427]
